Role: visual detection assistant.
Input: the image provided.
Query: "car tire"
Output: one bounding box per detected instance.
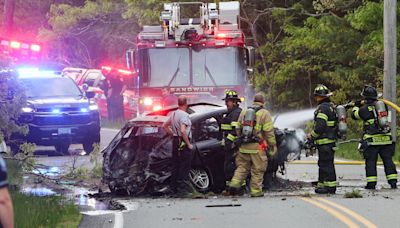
[83,135,100,155]
[189,168,212,192]
[55,143,70,155]
[83,142,95,154]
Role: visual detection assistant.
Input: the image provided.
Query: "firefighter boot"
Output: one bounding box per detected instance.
[315,187,336,194]
[365,182,376,190]
[389,180,397,189]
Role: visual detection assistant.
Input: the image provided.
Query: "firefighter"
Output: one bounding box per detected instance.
[351,85,397,189]
[310,84,338,194]
[228,93,277,197]
[221,90,242,187]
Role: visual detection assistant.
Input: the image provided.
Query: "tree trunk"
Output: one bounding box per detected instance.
[2,0,16,36]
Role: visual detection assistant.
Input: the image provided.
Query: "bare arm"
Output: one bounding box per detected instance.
[180,124,193,149]
[0,188,13,228]
[163,116,173,136]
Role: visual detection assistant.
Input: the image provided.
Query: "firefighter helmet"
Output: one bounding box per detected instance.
[361,85,380,99]
[314,84,333,97]
[223,90,241,102]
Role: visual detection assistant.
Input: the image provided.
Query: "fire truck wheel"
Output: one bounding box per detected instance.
[55,143,70,155]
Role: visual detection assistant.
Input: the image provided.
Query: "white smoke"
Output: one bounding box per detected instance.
[273,109,315,129]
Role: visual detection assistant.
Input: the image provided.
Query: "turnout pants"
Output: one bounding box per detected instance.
[317,143,337,188]
[224,142,237,183]
[230,152,268,196]
[171,137,194,193]
[364,143,398,186]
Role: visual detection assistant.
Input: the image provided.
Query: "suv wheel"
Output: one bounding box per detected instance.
[189,168,211,192]
[55,143,70,155]
[83,136,100,154]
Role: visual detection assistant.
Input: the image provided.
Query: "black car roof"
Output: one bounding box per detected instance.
[128,105,228,125]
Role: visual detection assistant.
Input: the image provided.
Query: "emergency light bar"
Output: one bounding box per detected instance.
[101,66,134,76]
[17,68,59,78]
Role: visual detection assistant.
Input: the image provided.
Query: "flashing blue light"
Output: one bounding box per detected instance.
[17,68,58,78]
[80,108,88,112]
[52,109,60,114]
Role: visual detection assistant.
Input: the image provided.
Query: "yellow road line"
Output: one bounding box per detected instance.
[289,160,399,165]
[300,197,359,228]
[316,197,377,228]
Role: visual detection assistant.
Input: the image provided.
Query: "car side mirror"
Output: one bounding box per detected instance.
[86,91,95,99]
[246,46,255,67]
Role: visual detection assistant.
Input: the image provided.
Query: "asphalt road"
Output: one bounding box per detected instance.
[87,160,400,228]
[31,129,400,228]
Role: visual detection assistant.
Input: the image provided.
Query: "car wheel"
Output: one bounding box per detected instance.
[83,141,96,154]
[189,168,211,192]
[55,143,70,155]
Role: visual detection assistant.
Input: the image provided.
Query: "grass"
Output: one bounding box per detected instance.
[335,141,400,163]
[344,190,363,198]
[12,192,82,228]
[5,160,82,228]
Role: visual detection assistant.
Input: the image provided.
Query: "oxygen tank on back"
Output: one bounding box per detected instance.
[336,105,347,139]
[375,100,389,129]
[241,108,256,143]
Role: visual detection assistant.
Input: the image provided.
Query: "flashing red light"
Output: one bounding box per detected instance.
[101,66,112,71]
[117,69,133,75]
[30,44,41,52]
[10,41,21,49]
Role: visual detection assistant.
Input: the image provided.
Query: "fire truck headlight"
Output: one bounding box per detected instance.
[153,105,162,111]
[89,104,98,111]
[21,107,34,113]
[143,97,153,106]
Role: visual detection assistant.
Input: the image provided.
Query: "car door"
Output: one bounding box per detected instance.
[191,114,225,191]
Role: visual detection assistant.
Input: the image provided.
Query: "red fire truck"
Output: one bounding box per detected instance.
[126,1,255,115]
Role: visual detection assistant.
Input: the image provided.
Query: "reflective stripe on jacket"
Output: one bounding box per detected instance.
[237,102,276,154]
[311,100,338,145]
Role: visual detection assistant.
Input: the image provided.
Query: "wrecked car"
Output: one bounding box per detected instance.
[102,104,305,195]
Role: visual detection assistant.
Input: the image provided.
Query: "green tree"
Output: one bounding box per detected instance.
[0,57,27,146]
[40,0,139,67]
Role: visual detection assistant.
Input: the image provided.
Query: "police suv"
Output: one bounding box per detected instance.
[13,69,101,155]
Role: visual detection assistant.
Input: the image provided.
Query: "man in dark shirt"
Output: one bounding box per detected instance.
[106,72,126,120]
[0,156,13,228]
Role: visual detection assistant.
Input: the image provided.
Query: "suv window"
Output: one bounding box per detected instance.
[84,72,102,87]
